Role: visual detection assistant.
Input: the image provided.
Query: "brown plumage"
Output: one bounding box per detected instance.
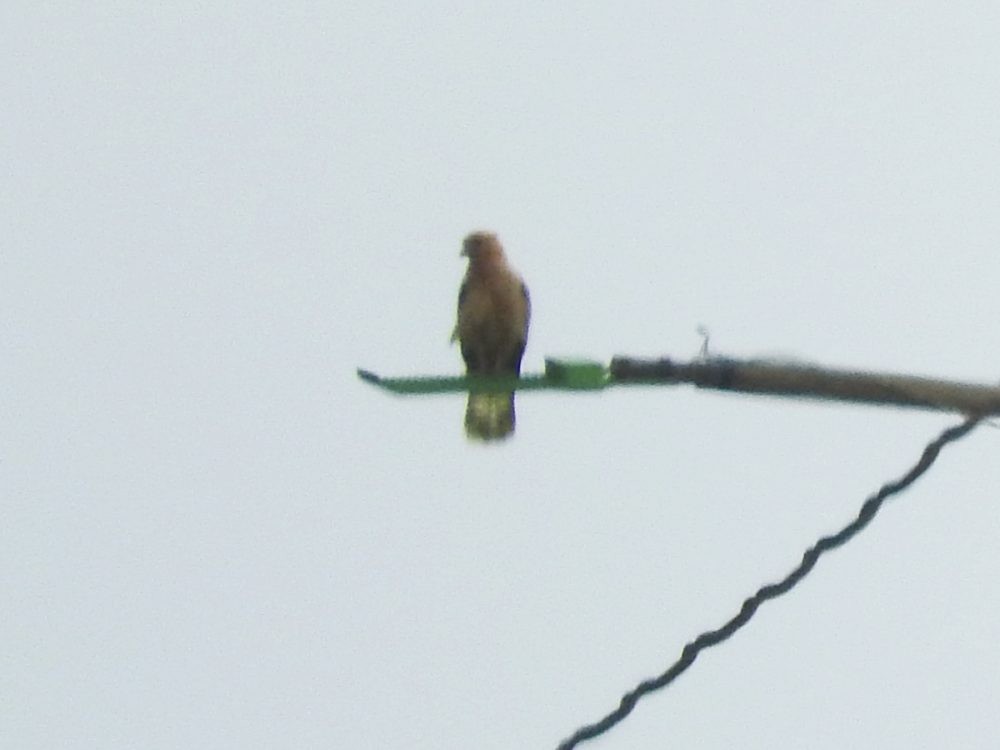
[452,231,530,441]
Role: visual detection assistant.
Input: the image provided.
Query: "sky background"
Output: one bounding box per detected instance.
[4,3,1000,749]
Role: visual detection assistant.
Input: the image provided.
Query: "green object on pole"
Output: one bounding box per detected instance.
[543,358,609,389]
[357,358,609,395]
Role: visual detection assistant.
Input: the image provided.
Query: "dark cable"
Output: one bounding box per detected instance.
[557,415,981,750]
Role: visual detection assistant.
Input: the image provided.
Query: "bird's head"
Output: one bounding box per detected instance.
[461,231,504,264]
[462,232,503,260]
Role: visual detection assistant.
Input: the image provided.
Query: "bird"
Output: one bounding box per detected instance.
[451,231,531,441]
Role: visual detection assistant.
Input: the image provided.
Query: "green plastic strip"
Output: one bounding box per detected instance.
[357,358,610,395]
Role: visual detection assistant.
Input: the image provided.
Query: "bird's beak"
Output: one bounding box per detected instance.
[460,247,469,258]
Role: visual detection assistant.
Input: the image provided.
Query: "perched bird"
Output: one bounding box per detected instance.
[452,231,530,441]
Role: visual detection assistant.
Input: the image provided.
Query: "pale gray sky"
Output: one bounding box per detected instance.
[4,3,1000,749]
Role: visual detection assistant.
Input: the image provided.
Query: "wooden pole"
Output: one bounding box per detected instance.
[610,356,1000,415]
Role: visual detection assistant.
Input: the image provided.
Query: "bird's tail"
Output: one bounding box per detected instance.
[464,392,516,441]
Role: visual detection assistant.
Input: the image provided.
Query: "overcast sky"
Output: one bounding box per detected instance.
[4,3,1000,749]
